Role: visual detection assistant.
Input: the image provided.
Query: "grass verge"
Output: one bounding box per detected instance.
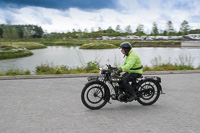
[0,60,199,76]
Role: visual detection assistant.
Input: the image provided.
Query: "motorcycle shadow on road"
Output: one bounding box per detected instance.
[84,103,163,112]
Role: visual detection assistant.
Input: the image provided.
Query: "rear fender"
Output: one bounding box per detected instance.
[144,76,161,83]
[139,76,164,94]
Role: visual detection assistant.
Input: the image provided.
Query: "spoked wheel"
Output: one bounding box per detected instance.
[81,82,110,110]
[137,80,161,105]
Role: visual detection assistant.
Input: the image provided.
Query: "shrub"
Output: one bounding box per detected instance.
[143,65,153,71]
[0,72,4,76]
[85,61,100,72]
[35,64,55,74]
[148,54,195,71]
[5,69,30,75]
[24,70,31,75]
[35,61,100,74]
[197,64,200,70]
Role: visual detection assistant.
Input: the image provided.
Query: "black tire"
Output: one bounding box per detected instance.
[137,79,161,105]
[81,81,110,110]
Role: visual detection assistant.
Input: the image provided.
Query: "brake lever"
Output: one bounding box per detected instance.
[106,64,112,69]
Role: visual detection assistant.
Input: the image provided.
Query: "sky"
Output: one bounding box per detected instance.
[0,0,200,33]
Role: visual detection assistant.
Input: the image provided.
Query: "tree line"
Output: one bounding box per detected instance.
[0,20,43,40]
[1,20,200,40]
[46,20,200,39]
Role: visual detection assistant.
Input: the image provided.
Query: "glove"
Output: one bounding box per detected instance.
[112,67,118,71]
[115,68,122,76]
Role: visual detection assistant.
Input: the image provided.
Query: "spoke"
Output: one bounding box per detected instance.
[86,86,104,104]
[96,95,103,99]
[96,89,101,95]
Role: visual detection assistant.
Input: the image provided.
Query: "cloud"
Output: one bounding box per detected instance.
[89,15,104,22]
[0,0,200,33]
[136,0,150,10]
[0,0,117,10]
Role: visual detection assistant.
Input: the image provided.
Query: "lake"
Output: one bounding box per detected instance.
[0,46,200,73]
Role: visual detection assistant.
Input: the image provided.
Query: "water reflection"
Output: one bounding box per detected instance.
[0,46,200,73]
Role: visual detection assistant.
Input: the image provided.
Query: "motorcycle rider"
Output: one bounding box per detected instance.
[116,42,143,101]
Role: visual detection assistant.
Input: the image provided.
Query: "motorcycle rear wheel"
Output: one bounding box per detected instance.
[81,82,110,110]
[136,80,161,105]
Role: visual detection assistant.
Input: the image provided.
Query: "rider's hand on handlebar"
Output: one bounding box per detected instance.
[112,67,118,70]
[114,68,122,76]
[106,64,118,70]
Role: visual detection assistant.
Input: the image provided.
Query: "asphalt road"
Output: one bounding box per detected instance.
[0,73,200,133]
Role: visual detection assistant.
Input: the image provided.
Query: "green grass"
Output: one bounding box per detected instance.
[0,42,47,50]
[143,64,196,71]
[0,42,46,60]
[0,60,199,76]
[0,68,31,76]
[42,39,91,46]
[80,42,117,49]
[131,41,180,46]
[0,46,33,59]
[28,38,180,47]
[0,38,181,47]
[35,61,100,75]
[145,54,198,71]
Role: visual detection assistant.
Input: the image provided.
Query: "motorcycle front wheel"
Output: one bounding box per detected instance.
[81,81,110,110]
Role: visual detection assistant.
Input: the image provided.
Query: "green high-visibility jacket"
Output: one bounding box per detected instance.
[118,49,143,74]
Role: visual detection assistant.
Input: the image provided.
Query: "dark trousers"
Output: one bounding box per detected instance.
[121,72,141,96]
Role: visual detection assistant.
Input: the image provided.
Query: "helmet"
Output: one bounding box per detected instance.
[119,42,132,56]
[119,42,132,50]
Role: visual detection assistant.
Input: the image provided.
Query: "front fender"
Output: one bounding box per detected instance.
[85,80,104,86]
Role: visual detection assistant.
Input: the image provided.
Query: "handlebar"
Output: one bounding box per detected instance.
[106,64,118,71]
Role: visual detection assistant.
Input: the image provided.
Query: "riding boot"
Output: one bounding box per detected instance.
[118,86,124,94]
[127,91,137,102]
[124,84,137,101]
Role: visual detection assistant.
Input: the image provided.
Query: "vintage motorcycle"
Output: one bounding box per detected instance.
[81,65,164,110]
